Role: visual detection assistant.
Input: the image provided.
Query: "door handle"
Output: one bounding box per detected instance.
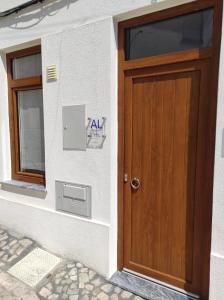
[131,177,140,190]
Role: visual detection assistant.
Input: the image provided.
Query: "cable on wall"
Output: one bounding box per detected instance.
[0,0,46,17]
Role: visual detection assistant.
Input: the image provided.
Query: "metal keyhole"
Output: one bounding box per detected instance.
[131,177,140,190]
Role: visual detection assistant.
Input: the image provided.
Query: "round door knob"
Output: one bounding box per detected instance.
[131,177,140,190]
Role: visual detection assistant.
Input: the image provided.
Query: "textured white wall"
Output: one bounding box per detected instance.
[0,0,27,11]
[0,195,110,275]
[0,0,200,51]
[0,53,10,181]
[0,0,172,278]
[0,15,116,276]
[0,0,158,50]
[42,18,114,222]
[209,10,224,299]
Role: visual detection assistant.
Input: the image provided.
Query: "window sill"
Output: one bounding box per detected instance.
[1,180,47,199]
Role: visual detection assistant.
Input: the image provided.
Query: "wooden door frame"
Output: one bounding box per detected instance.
[117,0,223,293]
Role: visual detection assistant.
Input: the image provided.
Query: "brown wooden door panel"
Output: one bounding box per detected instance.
[123,61,209,294]
[118,2,223,300]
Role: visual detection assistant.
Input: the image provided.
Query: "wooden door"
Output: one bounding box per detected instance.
[118,2,223,299]
[123,60,212,296]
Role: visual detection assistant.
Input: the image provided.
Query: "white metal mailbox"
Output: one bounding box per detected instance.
[56,181,91,218]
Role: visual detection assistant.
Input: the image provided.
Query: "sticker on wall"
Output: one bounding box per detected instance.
[86,117,106,149]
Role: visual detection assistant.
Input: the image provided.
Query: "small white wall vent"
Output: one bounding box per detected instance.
[46,65,57,81]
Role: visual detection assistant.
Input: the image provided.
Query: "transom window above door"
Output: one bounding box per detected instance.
[7,46,45,185]
[125,8,214,60]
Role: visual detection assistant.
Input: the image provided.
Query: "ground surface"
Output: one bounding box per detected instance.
[0,225,142,300]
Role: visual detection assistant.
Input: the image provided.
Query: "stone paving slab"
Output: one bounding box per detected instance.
[0,225,36,271]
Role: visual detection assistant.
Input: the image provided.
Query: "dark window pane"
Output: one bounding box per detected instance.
[17,89,45,175]
[125,8,214,60]
[13,53,42,79]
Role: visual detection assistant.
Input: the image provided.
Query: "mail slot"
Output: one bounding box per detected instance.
[63,184,86,201]
[56,181,91,218]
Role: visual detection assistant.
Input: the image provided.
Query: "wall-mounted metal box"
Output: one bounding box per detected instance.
[62,105,86,151]
[56,181,91,218]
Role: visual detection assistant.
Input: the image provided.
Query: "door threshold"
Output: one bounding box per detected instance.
[124,268,199,299]
[109,270,199,300]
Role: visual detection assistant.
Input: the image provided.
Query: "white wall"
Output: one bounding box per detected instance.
[209,11,224,299]
[0,2,224,299]
[0,0,178,278]
[0,0,161,50]
[0,53,11,181]
[42,18,115,221]
[0,195,110,275]
[0,0,26,11]
[0,15,116,276]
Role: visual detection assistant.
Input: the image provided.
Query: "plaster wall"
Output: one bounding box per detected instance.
[0,0,172,278]
[0,15,116,276]
[0,1,223,299]
[0,0,198,51]
[209,9,224,299]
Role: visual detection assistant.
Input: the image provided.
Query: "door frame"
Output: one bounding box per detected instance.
[117,0,223,296]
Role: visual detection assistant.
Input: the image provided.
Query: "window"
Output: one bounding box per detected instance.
[7,46,45,185]
[125,8,214,60]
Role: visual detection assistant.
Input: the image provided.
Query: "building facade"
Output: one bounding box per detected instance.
[0,0,223,299]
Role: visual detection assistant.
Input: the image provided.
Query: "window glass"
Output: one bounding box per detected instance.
[13,53,42,79]
[125,8,214,60]
[17,89,45,175]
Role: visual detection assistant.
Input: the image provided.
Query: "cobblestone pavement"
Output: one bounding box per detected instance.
[38,261,142,300]
[0,272,39,300]
[0,225,143,300]
[0,225,36,271]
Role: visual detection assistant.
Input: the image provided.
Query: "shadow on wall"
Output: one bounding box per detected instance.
[0,0,79,30]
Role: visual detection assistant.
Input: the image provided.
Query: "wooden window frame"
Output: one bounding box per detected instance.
[7,45,45,185]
